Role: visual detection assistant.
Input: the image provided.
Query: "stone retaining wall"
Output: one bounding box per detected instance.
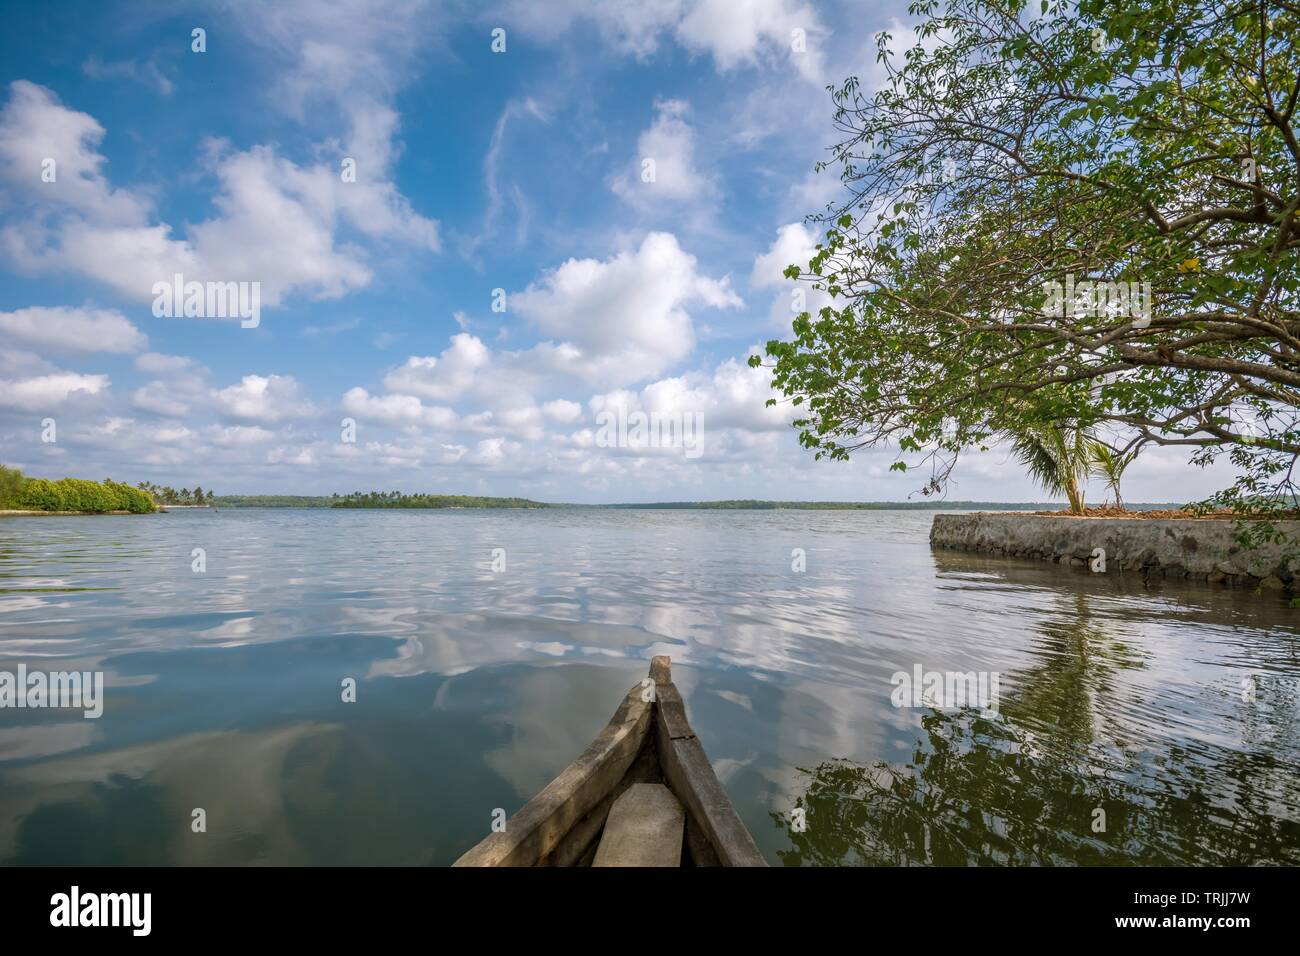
[930,513,1299,594]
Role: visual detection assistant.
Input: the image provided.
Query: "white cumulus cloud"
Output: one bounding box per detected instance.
[341,387,458,429]
[611,99,714,207]
[0,306,146,354]
[0,371,110,411]
[511,232,741,385]
[211,374,313,423]
[382,334,491,402]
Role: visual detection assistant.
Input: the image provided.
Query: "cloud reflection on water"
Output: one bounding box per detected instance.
[0,509,1296,864]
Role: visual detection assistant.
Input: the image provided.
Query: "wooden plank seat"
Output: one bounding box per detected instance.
[592,783,685,867]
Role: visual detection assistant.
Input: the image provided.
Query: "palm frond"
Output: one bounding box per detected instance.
[1011,430,1069,497]
[1008,422,1093,511]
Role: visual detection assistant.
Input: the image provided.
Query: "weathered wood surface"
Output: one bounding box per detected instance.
[452,682,652,866]
[650,657,768,867]
[592,783,684,867]
[539,739,660,867]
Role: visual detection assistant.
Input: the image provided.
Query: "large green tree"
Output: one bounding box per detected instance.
[756,0,1300,514]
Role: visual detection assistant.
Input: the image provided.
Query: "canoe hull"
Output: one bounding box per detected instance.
[453,656,766,867]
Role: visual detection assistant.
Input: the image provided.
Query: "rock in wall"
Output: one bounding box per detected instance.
[930,514,1298,594]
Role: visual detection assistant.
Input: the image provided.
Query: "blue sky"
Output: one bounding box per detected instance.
[0,0,1229,502]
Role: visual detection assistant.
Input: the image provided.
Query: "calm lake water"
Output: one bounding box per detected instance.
[0,508,1297,866]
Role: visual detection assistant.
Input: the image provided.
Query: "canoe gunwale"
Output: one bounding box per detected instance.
[452,681,653,867]
[651,671,768,867]
[452,656,766,867]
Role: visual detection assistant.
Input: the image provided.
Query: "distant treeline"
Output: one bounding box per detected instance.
[332,491,552,509]
[2,468,1186,514]
[215,495,336,508]
[0,466,155,513]
[207,492,1185,510]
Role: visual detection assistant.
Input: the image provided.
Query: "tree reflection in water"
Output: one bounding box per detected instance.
[774,591,1300,866]
[774,710,1299,866]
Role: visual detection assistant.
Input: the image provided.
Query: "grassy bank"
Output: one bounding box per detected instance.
[0,466,155,514]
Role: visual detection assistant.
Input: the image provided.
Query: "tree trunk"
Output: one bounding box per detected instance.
[1065,478,1085,515]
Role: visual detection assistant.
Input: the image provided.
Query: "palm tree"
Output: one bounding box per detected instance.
[1088,441,1139,509]
[1009,423,1092,514]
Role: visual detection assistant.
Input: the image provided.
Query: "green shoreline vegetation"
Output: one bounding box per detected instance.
[0,466,154,514]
